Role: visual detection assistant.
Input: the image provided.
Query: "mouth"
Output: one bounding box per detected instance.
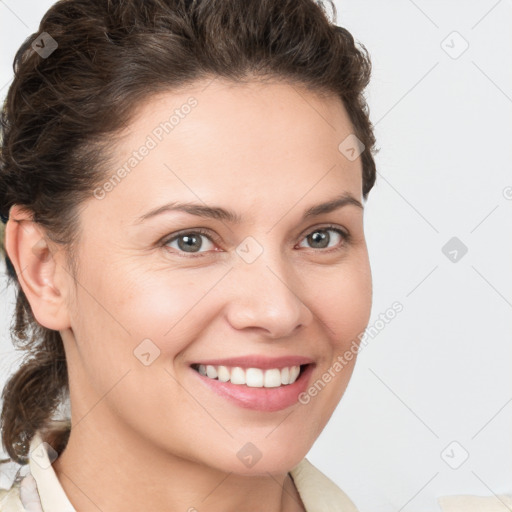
[189,361,315,412]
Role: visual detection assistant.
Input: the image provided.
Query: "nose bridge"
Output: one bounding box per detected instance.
[225,235,312,335]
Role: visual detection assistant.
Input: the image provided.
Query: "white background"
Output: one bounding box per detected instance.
[1,1,511,511]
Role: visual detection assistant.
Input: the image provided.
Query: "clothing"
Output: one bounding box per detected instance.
[1,431,511,511]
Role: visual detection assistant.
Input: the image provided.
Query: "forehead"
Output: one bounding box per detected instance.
[98,78,363,219]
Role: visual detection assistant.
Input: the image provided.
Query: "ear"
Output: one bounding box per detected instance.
[4,204,72,331]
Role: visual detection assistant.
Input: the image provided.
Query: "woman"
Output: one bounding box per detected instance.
[0,0,378,510]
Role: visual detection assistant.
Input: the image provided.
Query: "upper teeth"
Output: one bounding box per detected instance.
[196,364,301,387]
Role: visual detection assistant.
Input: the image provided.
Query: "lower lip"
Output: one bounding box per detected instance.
[192,364,315,412]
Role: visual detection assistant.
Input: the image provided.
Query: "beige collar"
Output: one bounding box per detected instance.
[27,432,75,512]
[3,433,509,512]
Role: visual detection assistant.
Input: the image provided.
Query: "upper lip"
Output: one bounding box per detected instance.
[191,355,314,370]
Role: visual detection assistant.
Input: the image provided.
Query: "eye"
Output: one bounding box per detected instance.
[160,224,350,257]
[297,225,350,252]
[162,228,217,256]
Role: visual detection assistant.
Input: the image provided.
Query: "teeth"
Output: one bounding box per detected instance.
[206,365,218,379]
[217,365,230,382]
[264,369,282,388]
[289,365,300,382]
[246,368,263,387]
[231,367,246,385]
[195,364,303,387]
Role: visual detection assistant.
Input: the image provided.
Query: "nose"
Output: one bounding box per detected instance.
[223,250,314,339]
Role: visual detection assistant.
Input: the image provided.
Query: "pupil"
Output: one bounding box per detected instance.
[179,234,201,252]
[310,230,328,248]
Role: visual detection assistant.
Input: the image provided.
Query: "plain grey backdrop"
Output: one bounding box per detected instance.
[1,1,511,511]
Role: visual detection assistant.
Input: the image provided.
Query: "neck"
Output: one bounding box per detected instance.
[51,414,305,512]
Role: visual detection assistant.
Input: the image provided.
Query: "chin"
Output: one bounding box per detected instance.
[211,440,310,477]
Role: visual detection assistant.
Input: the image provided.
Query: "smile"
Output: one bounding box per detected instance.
[190,360,315,412]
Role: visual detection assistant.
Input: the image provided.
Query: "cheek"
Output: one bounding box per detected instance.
[312,259,372,349]
[120,269,224,336]
[67,263,208,417]
[296,262,371,435]
[91,264,230,366]
[308,256,372,407]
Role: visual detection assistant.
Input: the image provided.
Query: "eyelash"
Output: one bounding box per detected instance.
[159,224,351,258]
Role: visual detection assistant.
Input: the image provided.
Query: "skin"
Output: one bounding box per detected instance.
[6,78,373,512]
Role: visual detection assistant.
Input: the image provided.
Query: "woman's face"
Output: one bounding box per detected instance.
[61,78,372,474]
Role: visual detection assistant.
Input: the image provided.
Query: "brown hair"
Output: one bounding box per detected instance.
[0,0,378,465]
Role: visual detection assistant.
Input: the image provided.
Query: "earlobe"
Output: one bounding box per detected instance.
[4,204,71,331]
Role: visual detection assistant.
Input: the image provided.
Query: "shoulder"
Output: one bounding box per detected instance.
[437,494,512,511]
[0,459,27,512]
[0,482,24,512]
[290,457,359,512]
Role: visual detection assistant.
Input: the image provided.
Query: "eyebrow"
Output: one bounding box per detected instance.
[133,192,363,225]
